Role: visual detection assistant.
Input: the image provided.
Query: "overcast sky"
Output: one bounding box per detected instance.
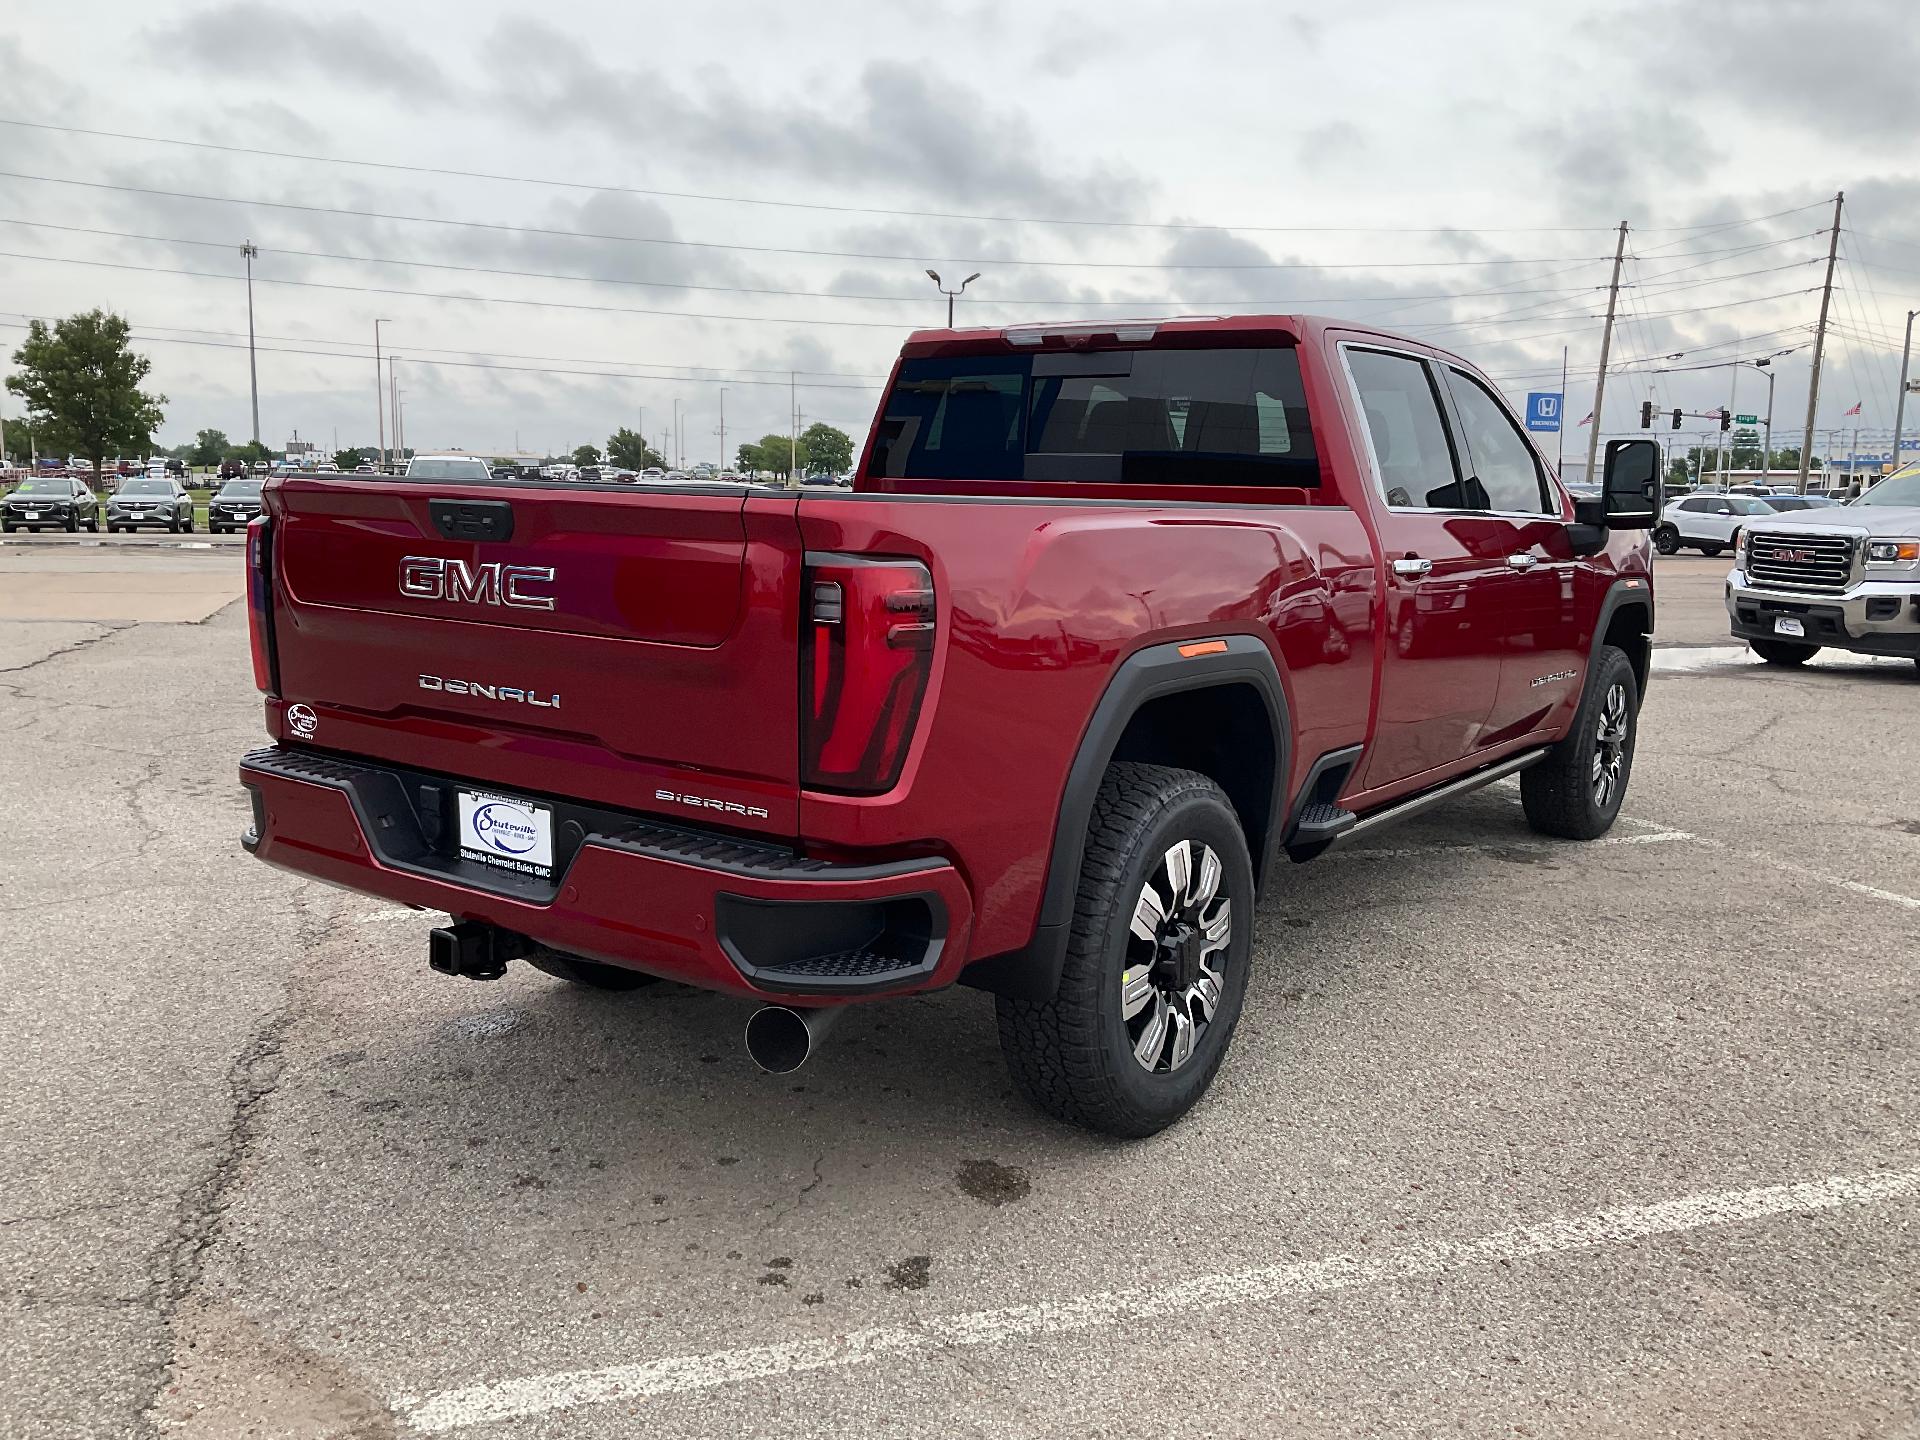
[3,0,1917,466]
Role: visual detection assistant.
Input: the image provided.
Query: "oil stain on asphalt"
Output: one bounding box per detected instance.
[956,1159,1032,1206]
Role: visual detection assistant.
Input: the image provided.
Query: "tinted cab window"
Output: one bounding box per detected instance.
[1344,348,1468,509]
[867,346,1319,488]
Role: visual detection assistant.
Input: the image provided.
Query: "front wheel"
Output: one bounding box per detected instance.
[1750,638,1819,666]
[64,512,78,533]
[997,762,1253,1138]
[1699,542,1724,557]
[1653,526,1680,555]
[1522,645,1639,841]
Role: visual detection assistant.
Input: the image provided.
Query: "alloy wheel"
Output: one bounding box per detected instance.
[1123,839,1232,1073]
[1590,681,1629,809]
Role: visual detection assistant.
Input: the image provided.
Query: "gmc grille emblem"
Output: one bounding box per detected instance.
[399,556,556,610]
[1769,548,1814,564]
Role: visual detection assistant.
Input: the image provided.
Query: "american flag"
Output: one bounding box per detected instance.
[1578,412,1594,426]
[1843,401,1863,417]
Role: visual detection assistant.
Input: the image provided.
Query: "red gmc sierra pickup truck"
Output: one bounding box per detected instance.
[239,315,1659,1136]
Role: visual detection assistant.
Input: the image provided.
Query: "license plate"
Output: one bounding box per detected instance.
[23,511,38,520]
[1773,616,1805,637]
[456,790,554,879]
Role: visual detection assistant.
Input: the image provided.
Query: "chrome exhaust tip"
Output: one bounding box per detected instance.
[743,1004,844,1074]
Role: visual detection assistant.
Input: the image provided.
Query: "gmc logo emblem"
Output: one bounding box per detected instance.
[399,556,556,610]
[1769,548,1814,563]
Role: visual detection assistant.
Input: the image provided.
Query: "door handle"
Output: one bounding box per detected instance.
[1391,557,1433,578]
[1505,553,1539,571]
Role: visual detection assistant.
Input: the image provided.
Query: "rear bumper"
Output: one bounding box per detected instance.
[239,746,974,1002]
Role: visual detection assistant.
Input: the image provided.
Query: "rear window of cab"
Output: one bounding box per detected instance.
[867,347,1320,489]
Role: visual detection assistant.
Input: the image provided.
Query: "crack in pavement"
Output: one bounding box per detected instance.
[0,620,134,676]
[131,883,341,1438]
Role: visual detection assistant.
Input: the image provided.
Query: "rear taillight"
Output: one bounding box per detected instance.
[246,514,279,695]
[801,555,935,794]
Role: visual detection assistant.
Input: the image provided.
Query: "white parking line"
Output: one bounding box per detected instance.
[1686,837,1920,913]
[396,1164,1920,1433]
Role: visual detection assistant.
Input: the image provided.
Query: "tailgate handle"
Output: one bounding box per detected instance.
[428,499,515,544]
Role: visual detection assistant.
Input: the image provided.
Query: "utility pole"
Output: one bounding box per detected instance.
[373,319,391,471]
[1584,220,1630,489]
[1797,191,1845,495]
[1557,345,1568,479]
[672,397,681,469]
[790,372,798,485]
[717,388,727,472]
[1895,309,1918,469]
[241,240,262,446]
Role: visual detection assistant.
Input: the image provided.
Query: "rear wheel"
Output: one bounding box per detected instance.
[1699,542,1724,557]
[1653,526,1680,555]
[523,950,659,991]
[1522,644,1639,841]
[996,762,1252,1138]
[1750,638,1819,666]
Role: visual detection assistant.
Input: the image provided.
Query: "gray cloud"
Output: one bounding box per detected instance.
[483,18,1152,221]
[151,2,451,101]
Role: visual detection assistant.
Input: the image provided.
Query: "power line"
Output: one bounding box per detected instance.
[0,216,1622,310]
[0,169,1619,272]
[0,319,886,391]
[0,116,1800,238]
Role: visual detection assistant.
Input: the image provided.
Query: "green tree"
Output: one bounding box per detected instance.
[5,311,166,477]
[189,428,230,468]
[1,413,37,466]
[571,443,603,467]
[605,428,665,470]
[798,422,852,476]
[228,439,274,466]
[742,431,804,479]
[333,448,366,470]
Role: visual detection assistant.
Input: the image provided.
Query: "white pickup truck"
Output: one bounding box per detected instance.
[1726,466,1920,670]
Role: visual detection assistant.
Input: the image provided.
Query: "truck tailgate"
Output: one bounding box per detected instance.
[265,477,803,833]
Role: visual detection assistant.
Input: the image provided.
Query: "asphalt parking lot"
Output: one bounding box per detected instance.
[2,545,1915,1439]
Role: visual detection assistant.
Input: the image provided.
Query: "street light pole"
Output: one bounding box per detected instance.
[1895,309,1919,471]
[241,240,262,446]
[925,270,981,328]
[373,318,392,470]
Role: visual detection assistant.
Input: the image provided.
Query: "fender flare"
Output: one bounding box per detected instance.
[1589,577,1654,696]
[960,634,1290,1002]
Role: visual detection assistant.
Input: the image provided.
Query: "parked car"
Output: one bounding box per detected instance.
[403,454,493,481]
[3,474,101,533]
[1728,465,1920,672]
[238,313,1660,1137]
[207,477,265,534]
[219,458,249,482]
[1653,493,1776,555]
[106,476,195,533]
[250,461,270,475]
[1757,493,1840,513]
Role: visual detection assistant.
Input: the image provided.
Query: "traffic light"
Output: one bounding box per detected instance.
[1671,408,1682,429]
[1640,401,1653,429]
[1720,410,1732,431]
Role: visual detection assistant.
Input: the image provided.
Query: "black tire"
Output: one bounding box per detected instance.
[64,511,78,533]
[1750,638,1819,666]
[85,518,98,532]
[1653,526,1680,555]
[996,762,1253,1138]
[1522,644,1639,841]
[182,515,194,533]
[1699,543,1724,557]
[523,949,660,991]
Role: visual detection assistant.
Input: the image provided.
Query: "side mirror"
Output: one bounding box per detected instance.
[1575,438,1660,531]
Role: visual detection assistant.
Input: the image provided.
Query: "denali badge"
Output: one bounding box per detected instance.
[418,674,560,708]
[656,788,771,821]
[399,556,556,610]
[1530,669,1578,688]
